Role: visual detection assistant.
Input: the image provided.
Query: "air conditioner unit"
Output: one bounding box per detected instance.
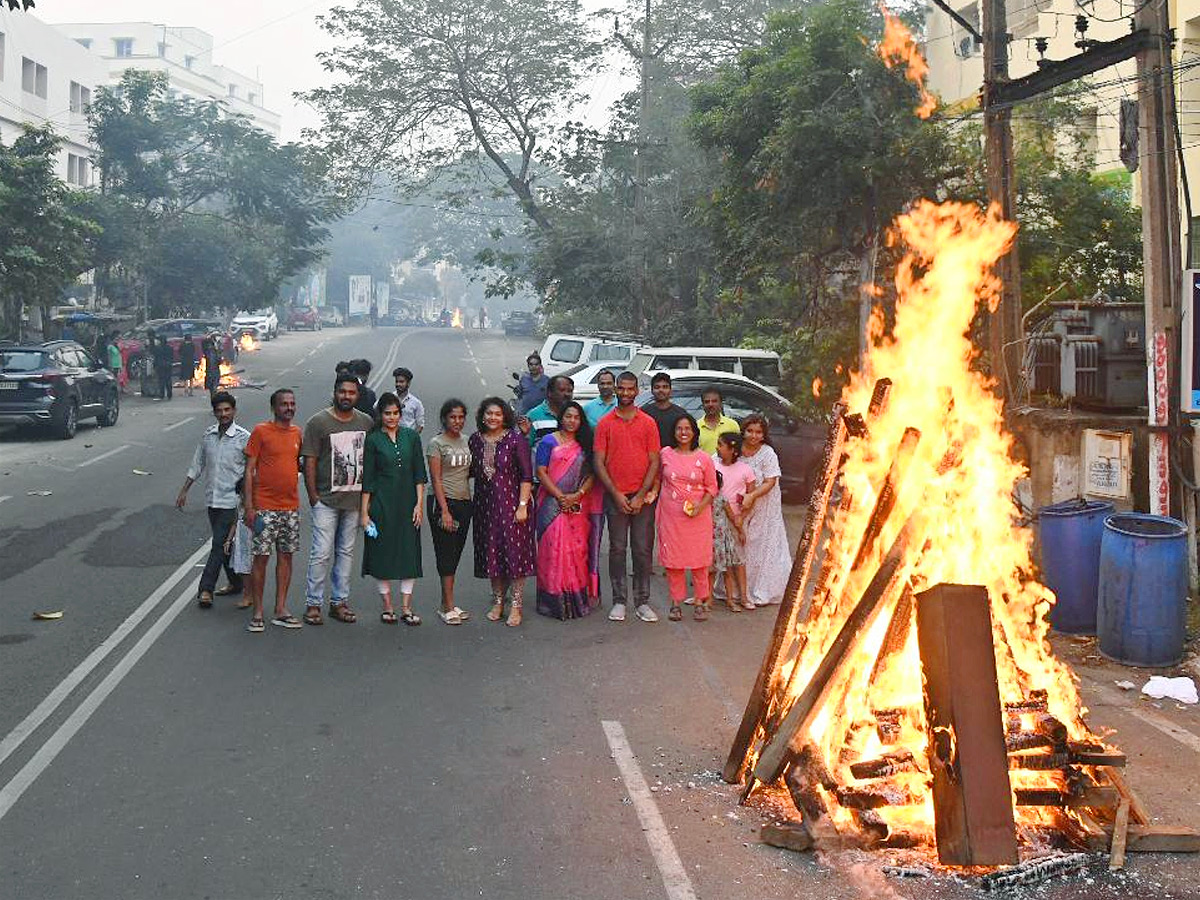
[955,35,977,58]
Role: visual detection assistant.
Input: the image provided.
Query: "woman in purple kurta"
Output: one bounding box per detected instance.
[469,397,536,627]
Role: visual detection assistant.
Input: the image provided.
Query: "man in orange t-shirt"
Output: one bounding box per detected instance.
[243,388,303,633]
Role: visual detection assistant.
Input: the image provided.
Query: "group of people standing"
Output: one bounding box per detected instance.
[177,353,793,632]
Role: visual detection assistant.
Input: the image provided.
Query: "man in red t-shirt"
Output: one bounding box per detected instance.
[593,371,661,623]
[243,388,304,633]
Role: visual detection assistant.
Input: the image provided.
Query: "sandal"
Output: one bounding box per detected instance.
[668,605,683,622]
[381,610,398,624]
[304,608,324,626]
[486,602,505,622]
[724,599,742,613]
[506,603,522,627]
[740,600,756,611]
[453,606,472,622]
[246,617,264,633]
[198,591,213,609]
[694,603,710,622]
[438,608,462,625]
[399,609,421,626]
[271,614,303,630]
[329,603,357,624]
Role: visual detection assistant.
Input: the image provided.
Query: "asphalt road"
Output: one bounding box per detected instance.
[2,325,1199,900]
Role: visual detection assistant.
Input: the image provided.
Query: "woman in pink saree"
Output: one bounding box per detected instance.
[534,402,602,619]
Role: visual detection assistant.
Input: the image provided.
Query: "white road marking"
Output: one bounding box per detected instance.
[76,444,130,468]
[162,416,195,433]
[601,720,698,900]
[473,364,482,375]
[0,495,11,504]
[0,576,204,822]
[0,541,208,770]
[278,365,294,375]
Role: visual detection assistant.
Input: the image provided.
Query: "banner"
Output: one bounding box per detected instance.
[310,268,326,308]
[348,275,371,317]
[375,282,390,317]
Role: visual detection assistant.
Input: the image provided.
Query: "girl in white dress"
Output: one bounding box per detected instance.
[739,415,792,605]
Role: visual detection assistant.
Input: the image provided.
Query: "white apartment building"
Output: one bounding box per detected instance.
[53,22,282,137]
[0,10,107,187]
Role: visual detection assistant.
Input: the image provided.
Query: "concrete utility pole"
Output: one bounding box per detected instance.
[981,0,1023,403]
[1135,0,1182,517]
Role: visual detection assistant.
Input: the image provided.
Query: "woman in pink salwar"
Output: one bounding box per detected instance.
[534,402,602,619]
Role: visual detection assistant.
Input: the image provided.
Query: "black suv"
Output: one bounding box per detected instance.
[503,310,538,336]
[0,340,120,439]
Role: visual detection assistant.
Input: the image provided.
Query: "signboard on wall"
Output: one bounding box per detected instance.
[1182,270,1200,413]
[375,282,390,317]
[348,275,371,317]
[1081,429,1132,500]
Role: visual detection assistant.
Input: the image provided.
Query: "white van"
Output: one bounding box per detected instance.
[538,332,644,377]
[628,346,783,388]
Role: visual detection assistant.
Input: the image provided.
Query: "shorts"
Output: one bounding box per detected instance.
[251,509,301,556]
[428,496,472,576]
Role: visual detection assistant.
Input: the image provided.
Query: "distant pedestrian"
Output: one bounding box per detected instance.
[202,337,221,394]
[352,359,376,414]
[469,397,535,627]
[360,392,427,625]
[582,370,617,427]
[534,401,602,619]
[740,414,793,606]
[152,334,174,401]
[654,413,718,621]
[517,353,549,415]
[106,332,125,393]
[697,387,740,455]
[593,371,661,623]
[175,390,251,608]
[712,431,755,612]
[393,366,425,432]
[243,389,304,632]
[301,374,374,625]
[640,372,687,447]
[369,301,379,329]
[178,335,196,397]
[426,398,474,624]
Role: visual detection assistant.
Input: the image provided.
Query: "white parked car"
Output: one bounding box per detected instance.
[231,309,279,341]
[629,345,783,388]
[539,332,643,377]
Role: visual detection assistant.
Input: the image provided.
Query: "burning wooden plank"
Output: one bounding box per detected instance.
[1008,750,1069,770]
[1004,731,1053,753]
[849,749,916,780]
[784,745,843,847]
[835,783,917,810]
[874,708,904,745]
[916,583,1018,866]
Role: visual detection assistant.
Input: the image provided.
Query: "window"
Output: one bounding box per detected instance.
[21,57,47,99]
[651,354,693,370]
[741,359,782,387]
[701,356,738,373]
[248,92,257,105]
[67,154,90,186]
[75,38,92,50]
[953,4,981,58]
[113,38,133,58]
[158,42,167,58]
[549,339,583,364]
[591,343,631,362]
[69,81,91,114]
[228,83,237,98]
[184,55,195,70]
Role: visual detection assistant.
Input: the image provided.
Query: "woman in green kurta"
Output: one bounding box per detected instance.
[360,392,427,624]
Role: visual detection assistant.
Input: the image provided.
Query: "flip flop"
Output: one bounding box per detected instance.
[246,617,265,633]
[399,610,421,626]
[381,610,399,624]
[304,608,324,626]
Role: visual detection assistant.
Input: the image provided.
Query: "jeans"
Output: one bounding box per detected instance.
[199,506,242,594]
[305,502,359,608]
[157,368,173,400]
[604,493,655,607]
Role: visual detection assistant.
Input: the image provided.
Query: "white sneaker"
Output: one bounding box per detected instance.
[635,603,659,623]
[609,603,627,622]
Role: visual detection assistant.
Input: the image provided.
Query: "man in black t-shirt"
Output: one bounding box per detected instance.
[639,372,687,448]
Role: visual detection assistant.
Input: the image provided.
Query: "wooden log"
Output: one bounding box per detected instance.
[874,708,904,745]
[836,783,917,810]
[849,749,916,780]
[723,401,849,785]
[760,821,813,853]
[867,585,914,685]
[1014,788,1067,807]
[784,746,843,847]
[916,583,1019,866]
[1032,713,1068,746]
[1008,751,1070,770]
[1070,747,1127,767]
[978,854,1090,891]
[1005,731,1053,753]
[1109,799,1130,871]
[752,509,925,785]
[1003,689,1049,715]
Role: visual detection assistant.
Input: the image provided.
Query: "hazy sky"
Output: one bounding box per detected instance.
[39,0,629,144]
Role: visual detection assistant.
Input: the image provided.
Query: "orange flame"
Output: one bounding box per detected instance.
[192,357,239,390]
[783,199,1100,843]
[878,5,937,119]
[451,308,464,328]
[239,333,259,352]
[812,376,824,399]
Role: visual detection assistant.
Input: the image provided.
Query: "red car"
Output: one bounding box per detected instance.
[117,319,237,384]
[286,306,321,331]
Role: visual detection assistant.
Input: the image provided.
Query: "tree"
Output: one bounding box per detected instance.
[304,0,602,230]
[0,126,99,338]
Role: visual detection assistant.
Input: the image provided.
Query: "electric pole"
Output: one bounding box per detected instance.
[981,0,1023,402]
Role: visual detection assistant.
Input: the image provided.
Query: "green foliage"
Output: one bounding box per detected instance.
[0,126,99,338]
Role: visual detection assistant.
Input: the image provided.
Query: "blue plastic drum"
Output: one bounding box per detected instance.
[1097,513,1189,667]
[1038,499,1114,634]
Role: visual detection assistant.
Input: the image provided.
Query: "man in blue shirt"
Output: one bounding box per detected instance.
[517,352,549,414]
[520,375,574,449]
[583,369,617,426]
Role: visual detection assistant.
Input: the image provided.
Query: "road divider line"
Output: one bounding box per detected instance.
[0,495,11,504]
[76,445,130,468]
[162,416,195,433]
[601,720,698,900]
[0,576,203,822]
[0,541,208,770]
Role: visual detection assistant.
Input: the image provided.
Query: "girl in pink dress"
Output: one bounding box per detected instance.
[653,413,718,621]
[712,432,756,612]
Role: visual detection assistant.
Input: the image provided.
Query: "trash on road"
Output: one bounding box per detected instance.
[1114,680,1136,691]
[27,490,52,496]
[1141,676,1198,705]
[32,610,64,620]
[131,469,152,476]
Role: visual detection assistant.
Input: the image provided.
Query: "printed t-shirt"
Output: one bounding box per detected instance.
[301,407,375,511]
[427,432,472,501]
[640,401,688,448]
[245,421,302,511]
[523,400,560,449]
[594,408,660,495]
[713,457,756,515]
[697,414,741,455]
